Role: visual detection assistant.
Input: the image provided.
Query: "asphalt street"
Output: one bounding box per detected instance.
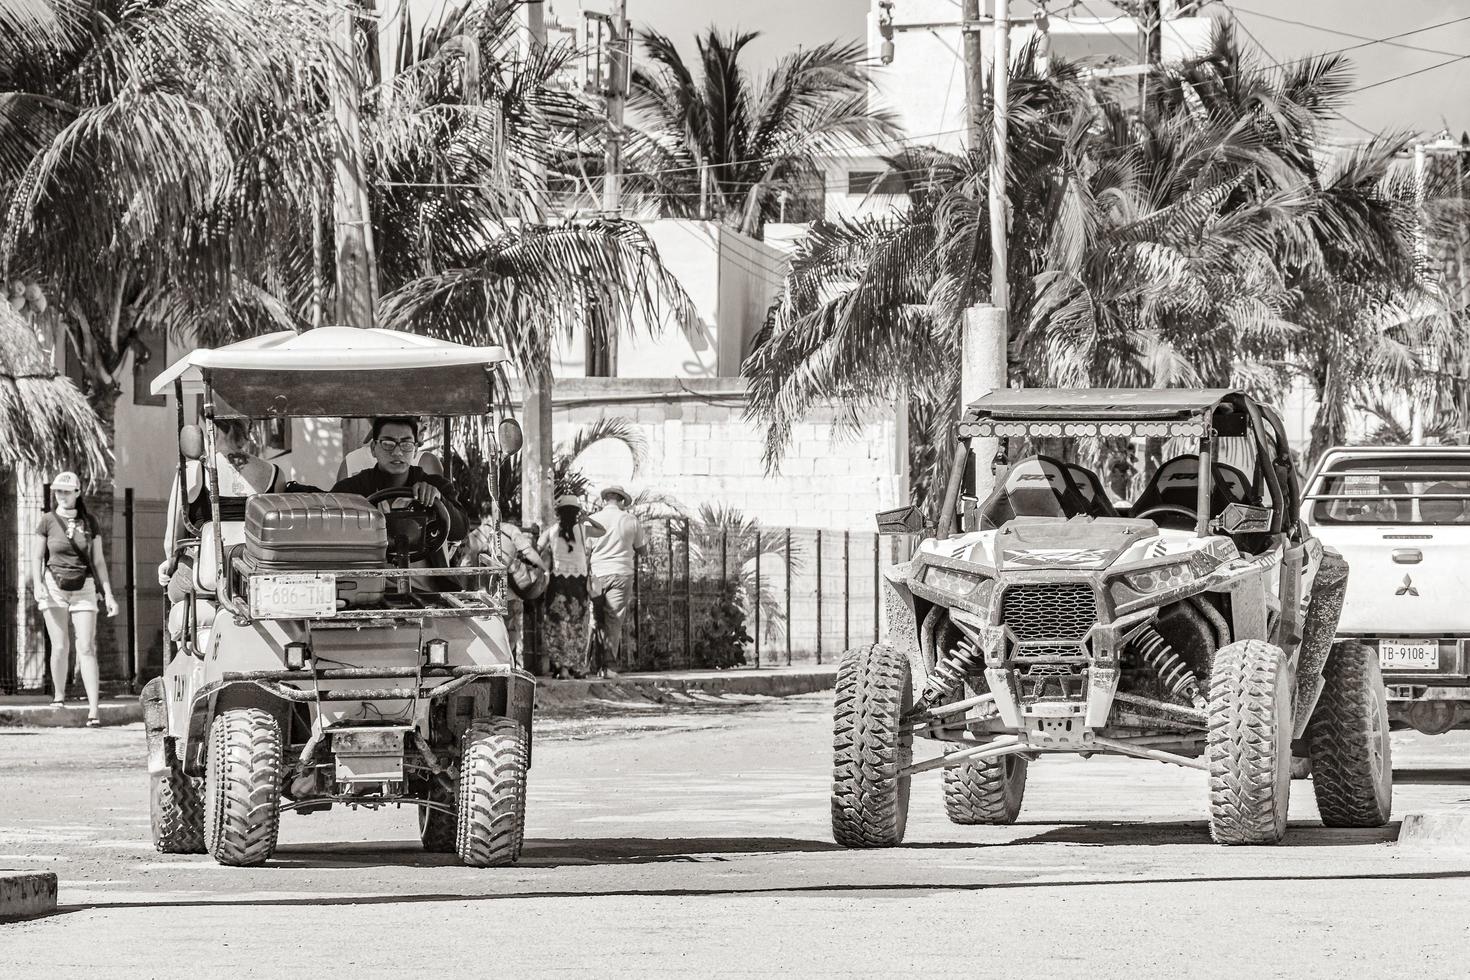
[3,693,1470,978]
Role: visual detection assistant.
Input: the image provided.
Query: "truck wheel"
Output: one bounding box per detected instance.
[204,707,283,867]
[418,776,458,853]
[151,765,206,854]
[943,755,1027,825]
[456,718,529,868]
[1207,639,1292,845]
[1307,641,1392,827]
[831,643,913,847]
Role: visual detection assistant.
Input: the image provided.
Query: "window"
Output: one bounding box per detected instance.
[131,325,167,407]
[846,170,905,196]
[1312,456,1470,525]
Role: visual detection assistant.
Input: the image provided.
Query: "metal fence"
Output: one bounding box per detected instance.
[558,519,915,673]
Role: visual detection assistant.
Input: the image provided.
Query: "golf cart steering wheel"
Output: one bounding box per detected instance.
[367,487,452,564]
[1132,504,1200,531]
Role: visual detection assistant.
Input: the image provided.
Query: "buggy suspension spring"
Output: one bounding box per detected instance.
[1133,624,1205,710]
[913,636,986,714]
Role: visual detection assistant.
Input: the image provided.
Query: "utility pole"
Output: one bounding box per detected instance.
[1139,0,1161,108]
[330,1,379,330]
[961,0,986,150]
[521,3,556,532]
[961,0,1010,504]
[602,0,629,215]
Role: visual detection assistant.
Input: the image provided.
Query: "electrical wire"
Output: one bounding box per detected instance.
[1225,5,1470,61]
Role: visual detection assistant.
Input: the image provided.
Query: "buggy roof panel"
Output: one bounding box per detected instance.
[150,327,509,417]
[964,388,1242,422]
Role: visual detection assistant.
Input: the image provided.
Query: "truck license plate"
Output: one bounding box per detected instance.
[249,573,337,619]
[1379,639,1438,670]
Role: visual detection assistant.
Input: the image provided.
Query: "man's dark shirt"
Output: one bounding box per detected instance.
[332,465,468,540]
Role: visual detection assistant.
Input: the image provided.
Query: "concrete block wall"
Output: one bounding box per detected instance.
[543,378,904,532]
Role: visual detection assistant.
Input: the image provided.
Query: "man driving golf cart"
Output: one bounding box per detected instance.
[140,327,536,871]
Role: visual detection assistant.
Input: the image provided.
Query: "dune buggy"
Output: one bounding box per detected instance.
[139,327,533,867]
[834,389,1390,846]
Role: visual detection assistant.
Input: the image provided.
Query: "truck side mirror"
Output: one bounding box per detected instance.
[498,418,523,455]
[876,504,923,535]
[179,424,204,461]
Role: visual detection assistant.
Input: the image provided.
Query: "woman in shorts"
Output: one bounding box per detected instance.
[31,471,118,725]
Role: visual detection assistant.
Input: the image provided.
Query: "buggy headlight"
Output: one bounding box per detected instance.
[921,564,994,605]
[1119,560,1195,598]
[424,638,449,667]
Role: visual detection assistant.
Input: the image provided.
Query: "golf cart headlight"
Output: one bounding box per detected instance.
[424,638,449,667]
[285,642,310,671]
[1120,560,1194,597]
[922,565,994,604]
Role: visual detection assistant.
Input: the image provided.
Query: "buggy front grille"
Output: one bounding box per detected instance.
[1001,583,1098,644]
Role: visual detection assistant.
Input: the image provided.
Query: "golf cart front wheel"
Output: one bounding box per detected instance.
[456,718,529,867]
[204,707,283,866]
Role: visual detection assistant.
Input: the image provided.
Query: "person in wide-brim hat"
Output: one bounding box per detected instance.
[584,483,646,678]
[599,484,632,506]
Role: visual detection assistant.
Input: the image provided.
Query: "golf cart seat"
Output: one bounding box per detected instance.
[195,520,247,593]
[1132,454,1253,528]
[166,596,218,649]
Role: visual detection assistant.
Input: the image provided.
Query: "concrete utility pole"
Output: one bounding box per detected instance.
[331,1,380,329]
[961,0,986,150]
[1139,0,1161,108]
[602,0,629,215]
[521,3,556,532]
[961,0,1011,504]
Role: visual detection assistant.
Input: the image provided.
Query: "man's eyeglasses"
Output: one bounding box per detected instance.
[375,437,417,455]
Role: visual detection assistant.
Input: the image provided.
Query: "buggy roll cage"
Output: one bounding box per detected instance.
[151,328,517,621]
[946,389,1300,540]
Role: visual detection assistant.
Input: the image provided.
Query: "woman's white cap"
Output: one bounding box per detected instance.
[51,471,81,492]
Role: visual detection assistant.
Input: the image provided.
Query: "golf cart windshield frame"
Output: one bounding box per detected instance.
[945,390,1293,539]
[174,367,512,623]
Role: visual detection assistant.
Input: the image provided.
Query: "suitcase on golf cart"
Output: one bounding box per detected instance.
[240,493,389,609]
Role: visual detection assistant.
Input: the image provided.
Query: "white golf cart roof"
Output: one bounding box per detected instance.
[151,327,510,418]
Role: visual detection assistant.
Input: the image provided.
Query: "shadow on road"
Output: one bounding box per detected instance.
[1393,768,1470,785]
[263,836,871,869]
[1007,820,1399,847]
[56,867,1470,916]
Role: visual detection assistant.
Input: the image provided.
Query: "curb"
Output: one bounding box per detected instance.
[535,668,838,711]
[0,871,57,922]
[1397,813,1470,849]
[0,702,142,729]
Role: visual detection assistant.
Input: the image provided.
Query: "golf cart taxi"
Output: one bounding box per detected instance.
[139,327,533,868]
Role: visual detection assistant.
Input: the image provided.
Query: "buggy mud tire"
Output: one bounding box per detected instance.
[456,718,529,868]
[943,755,1027,825]
[1307,641,1392,827]
[1207,639,1292,845]
[418,776,458,853]
[831,643,913,847]
[150,765,206,854]
[204,707,283,866]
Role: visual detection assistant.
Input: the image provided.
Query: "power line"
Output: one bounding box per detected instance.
[1226,5,1470,61]
[1347,52,1470,95]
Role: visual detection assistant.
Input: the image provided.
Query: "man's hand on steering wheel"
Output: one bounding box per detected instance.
[411,481,442,508]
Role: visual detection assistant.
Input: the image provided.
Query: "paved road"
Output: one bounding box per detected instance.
[3,694,1470,977]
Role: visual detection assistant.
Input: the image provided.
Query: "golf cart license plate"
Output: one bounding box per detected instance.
[1379,639,1438,670]
[249,573,337,619]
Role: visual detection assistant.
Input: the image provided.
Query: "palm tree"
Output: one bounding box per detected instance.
[746,25,1432,505]
[619,28,903,236]
[0,304,107,479]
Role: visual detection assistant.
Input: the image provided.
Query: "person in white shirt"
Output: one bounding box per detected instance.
[537,494,604,678]
[584,485,646,677]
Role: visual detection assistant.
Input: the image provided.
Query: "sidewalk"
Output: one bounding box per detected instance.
[0,664,838,727]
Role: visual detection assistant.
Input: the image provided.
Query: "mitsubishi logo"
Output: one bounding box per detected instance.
[1396,574,1419,597]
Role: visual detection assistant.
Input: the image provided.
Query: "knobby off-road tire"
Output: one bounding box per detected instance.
[418,776,458,853]
[1207,639,1293,845]
[831,643,913,847]
[1306,641,1392,827]
[151,765,206,854]
[943,755,1027,825]
[204,707,283,866]
[456,718,529,868]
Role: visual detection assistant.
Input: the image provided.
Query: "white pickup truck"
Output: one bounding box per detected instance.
[1303,446,1470,736]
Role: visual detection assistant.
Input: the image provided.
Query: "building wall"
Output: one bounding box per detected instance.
[551,219,787,380]
[544,378,903,531]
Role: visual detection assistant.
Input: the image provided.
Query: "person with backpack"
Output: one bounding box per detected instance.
[31,471,118,725]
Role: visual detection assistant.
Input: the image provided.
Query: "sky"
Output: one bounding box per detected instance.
[608,0,1470,140]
